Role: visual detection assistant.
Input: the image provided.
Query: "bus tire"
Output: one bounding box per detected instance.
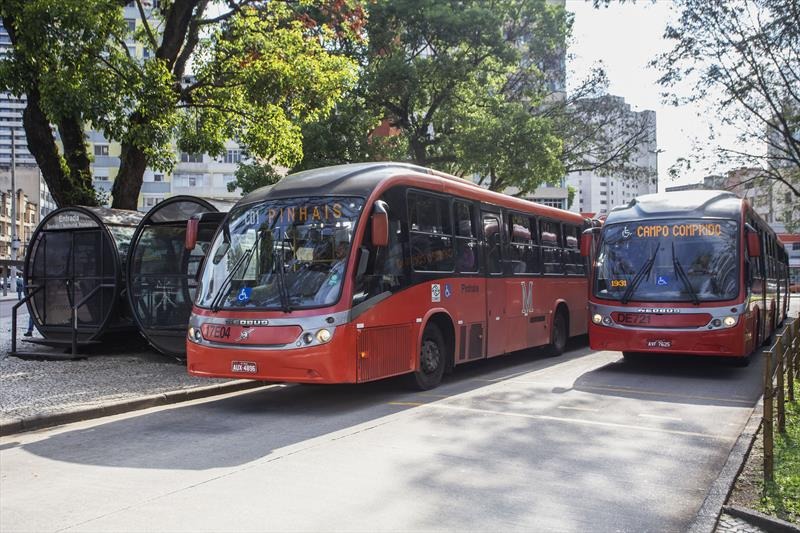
[544,310,568,357]
[730,355,750,367]
[411,323,446,390]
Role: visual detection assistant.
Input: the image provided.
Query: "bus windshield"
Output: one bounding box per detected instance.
[196,197,365,311]
[594,219,740,302]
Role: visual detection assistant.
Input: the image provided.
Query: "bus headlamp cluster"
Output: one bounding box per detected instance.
[592,314,612,326]
[709,316,738,329]
[188,326,203,343]
[301,328,333,345]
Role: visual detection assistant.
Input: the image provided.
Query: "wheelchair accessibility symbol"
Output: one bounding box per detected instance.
[238,287,252,301]
[656,276,669,286]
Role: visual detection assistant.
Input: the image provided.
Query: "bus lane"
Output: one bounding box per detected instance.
[0,332,775,533]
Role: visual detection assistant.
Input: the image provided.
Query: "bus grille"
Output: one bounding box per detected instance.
[357,325,413,382]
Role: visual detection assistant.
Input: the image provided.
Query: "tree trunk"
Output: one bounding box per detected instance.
[112,143,147,210]
[22,89,98,207]
[57,117,97,205]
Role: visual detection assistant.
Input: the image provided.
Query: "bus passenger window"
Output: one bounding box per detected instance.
[509,213,537,274]
[540,220,563,274]
[408,192,454,272]
[455,202,478,273]
[483,215,502,274]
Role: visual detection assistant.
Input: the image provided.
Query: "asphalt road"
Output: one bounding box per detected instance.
[0,337,770,533]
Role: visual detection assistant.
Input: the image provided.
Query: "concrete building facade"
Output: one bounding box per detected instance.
[565,96,658,215]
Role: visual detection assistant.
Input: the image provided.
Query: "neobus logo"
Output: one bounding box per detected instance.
[636,308,681,314]
[226,319,270,326]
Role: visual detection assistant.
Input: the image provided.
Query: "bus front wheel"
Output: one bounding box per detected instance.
[411,324,446,390]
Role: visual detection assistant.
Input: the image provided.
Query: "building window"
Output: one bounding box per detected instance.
[125,19,136,34]
[94,174,109,181]
[94,144,109,156]
[224,149,241,164]
[174,174,204,187]
[153,174,163,182]
[180,152,203,163]
[792,243,800,251]
[142,197,164,208]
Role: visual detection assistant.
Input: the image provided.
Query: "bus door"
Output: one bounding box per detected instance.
[482,209,506,357]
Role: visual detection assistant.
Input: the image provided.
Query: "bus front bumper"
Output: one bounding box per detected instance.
[186,324,358,383]
[589,320,748,357]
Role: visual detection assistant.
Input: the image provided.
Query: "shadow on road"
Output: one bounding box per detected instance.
[16,336,591,470]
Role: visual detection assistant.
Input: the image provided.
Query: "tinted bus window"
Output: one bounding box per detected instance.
[509,213,539,274]
[540,220,563,274]
[563,225,584,276]
[483,214,503,274]
[454,201,478,273]
[408,192,454,272]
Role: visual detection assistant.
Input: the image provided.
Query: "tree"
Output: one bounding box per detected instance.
[358,0,568,195]
[226,161,282,194]
[0,1,123,206]
[297,0,655,197]
[1,0,362,208]
[654,0,800,196]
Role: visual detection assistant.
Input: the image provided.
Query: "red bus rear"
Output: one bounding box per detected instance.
[587,190,789,363]
[186,163,591,388]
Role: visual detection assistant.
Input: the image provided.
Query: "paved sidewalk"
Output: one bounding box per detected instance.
[1,312,266,436]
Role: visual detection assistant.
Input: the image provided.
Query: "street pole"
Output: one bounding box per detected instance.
[10,127,20,294]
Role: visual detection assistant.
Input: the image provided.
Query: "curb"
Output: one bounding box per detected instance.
[0,379,270,437]
[688,396,764,533]
[723,506,800,533]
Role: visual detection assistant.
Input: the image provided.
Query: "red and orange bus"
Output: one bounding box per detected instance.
[586,190,789,364]
[185,162,591,388]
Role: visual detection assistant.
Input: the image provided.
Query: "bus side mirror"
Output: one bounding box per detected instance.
[747,230,761,257]
[185,218,199,250]
[371,201,389,247]
[580,232,592,257]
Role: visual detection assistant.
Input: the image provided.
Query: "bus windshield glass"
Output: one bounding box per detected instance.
[196,197,364,310]
[594,219,740,302]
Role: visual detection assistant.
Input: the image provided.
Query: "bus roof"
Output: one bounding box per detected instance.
[237,162,586,224]
[605,190,744,224]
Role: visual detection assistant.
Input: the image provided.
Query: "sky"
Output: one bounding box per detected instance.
[565,0,739,190]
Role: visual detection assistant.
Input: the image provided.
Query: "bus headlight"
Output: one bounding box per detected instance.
[188,326,203,343]
[602,316,613,326]
[592,314,603,325]
[723,316,737,327]
[316,329,332,343]
[303,332,314,344]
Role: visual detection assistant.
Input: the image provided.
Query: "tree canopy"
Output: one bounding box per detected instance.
[655,0,800,196]
[1,0,361,208]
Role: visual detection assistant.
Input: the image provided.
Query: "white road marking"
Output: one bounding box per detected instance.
[558,405,599,412]
[638,413,683,422]
[388,401,732,441]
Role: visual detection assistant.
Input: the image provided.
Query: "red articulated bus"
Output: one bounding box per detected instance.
[186,162,591,389]
[586,190,790,364]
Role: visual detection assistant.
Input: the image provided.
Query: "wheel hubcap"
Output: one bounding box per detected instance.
[421,340,440,374]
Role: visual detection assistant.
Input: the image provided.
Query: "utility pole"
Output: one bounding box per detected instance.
[10,127,20,294]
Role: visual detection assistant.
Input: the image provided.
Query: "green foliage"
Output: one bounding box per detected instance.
[340,0,572,195]
[227,161,283,194]
[567,185,577,209]
[759,381,800,523]
[655,0,800,197]
[181,3,358,169]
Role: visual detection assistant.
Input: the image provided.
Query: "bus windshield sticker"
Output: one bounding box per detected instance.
[622,226,632,239]
[431,284,441,302]
[444,284,452,298]
[237,287,252,302]
[656,276,669,286]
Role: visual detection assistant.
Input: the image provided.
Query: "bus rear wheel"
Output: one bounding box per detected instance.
[544,311,568,357]
[411,324,446,390]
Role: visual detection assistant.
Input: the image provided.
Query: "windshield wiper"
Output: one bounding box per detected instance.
[209,233,262,312]
[273,250,292,313]
[621,242,660,304]
[672,242,699,305]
